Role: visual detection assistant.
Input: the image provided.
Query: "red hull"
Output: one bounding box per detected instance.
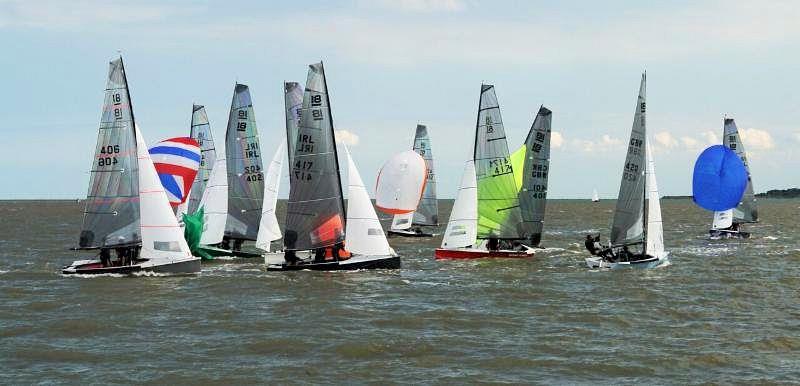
[434,248,533,260]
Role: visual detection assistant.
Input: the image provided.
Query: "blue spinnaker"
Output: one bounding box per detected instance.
[692,145,747,211]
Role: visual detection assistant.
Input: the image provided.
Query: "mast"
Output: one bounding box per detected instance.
[119,56,136,138]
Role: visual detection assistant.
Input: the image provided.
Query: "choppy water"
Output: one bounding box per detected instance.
[1,199,799,384]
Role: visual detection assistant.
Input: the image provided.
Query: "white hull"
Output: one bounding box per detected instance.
[263,250,312,265]
[585,253,669,270]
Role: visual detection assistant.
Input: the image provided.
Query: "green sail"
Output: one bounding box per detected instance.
[474,84,523,239]
[182,207,214,260]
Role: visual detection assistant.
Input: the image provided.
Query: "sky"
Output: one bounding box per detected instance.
[1,0,798,199]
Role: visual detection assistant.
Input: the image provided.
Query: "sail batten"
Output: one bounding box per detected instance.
[78,57,140,249]
[723,118,758,224]
[610,74,647,247]
[473,84,523,240]
[284,62,346,252]
[225,84,264,241]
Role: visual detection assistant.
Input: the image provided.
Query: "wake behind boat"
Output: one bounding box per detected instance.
[63,57,200,275]
[268,62,399,272]
[584,73,669,270]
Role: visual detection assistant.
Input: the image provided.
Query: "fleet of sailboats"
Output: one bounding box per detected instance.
[65,55,768,276]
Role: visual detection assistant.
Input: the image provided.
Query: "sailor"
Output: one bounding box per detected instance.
[283,231,300,265]
[99,249,111,267]
[584,235,599,255]
[219,236,231,250]
[487,237,499,251]
[620,245,632,262]
[232,239,243,252]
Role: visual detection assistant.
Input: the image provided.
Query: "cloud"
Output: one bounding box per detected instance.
[335,130,360,146]
[654,131,678,149]
[0,0,179,29]
[551,131,564,148]
[794,132,800,143]
[701,131,720,146]
[739,128,774,150]
[362,0,465,13]
[679,136,701,151]
[572,134,622,153]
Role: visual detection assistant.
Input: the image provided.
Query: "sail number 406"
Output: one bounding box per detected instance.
[98,145,120,166]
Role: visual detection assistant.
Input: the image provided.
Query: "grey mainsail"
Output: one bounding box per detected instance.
[224,84,264,241]
[518,106,552,246]
[723,118,758,223]
[187,104,216,214]
[284,82,303,167]
[78,57,140,249]
[474,84,523,240]
[610,73,647,246]
[412,124,439,226]
[284,62,346,251]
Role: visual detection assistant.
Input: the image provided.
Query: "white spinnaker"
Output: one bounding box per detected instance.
[441,161,478,249]
[344,147,393,256]
[592,189,599,202]
[255,143,285,252]
[645,139,665,258]
[375,150,427,214]
[391,212,414,230]
[199,157,228,245]
[712,209,734,230]
[135,125,192,260]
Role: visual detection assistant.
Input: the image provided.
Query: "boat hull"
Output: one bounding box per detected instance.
[62,258,201,275]
[387,229,434,238]
[709,229,750,239]
[198,245,262,259]
[434,247,534,260]
[267,254,400,271]
[585,253,669,270]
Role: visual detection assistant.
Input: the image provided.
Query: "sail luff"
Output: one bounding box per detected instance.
[610,73,647,246]
[723,118,758,223]
[473,84,524,240]
[518,105,552,246]
[78,57,140,249]
[411,124,439,226]
[224,83,264,241]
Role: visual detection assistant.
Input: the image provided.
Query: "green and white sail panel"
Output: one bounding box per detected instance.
[610,74,647,246]
[473,84,523,240]
[723,118,758,223]
[187,104,216,215]
[78,57,140,249]
[517,106,552,246]
[644,138,665,258]
[284,62,346,252]
[412,124,439,226]
[284,82,303,167]
[225,83,264,241]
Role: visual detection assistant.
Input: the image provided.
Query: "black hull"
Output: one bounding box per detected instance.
[267,255,401,271]
[199,245,262,259]
[387,229,434,238]
[62,259,201,276]
[709,230,751,239]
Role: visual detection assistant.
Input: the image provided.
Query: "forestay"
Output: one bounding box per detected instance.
[517,106,552,246]
[284,62,346,252]
[187,104,217,215]
[345,148,393,256]
[255,143,285,252]
[79,57,140,249]
[610,74,647,247]
[225,84,264,240]
[284,82,303,167]
[441,161,478,249]
[474,85,523,240]
[412,124,439,226]
[135,125,192,261]
[723,118,758,223]
[199,157,228,245]
[644,139,665,258]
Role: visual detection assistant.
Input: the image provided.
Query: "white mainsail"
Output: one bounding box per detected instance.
[199,157,228,245]
[255,143,285,252]
[441,161,478,249]
[712,209,734,230]
[644,139,665,258]
[592,189,599,202]
[135,125,192,261]
[391,212,414,230]
[344,147,393,256]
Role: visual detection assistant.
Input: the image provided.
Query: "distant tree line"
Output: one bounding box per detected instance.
[755,188,800,198]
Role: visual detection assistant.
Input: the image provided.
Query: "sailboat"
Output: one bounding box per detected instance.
[709,118,758,239]
[585,73,668,269]
[185,104,217,216]
[198,83,264,258]
[388,124,439,237]
[268,62,399,271]
[435,84,535,259]
[592,189,600,202]
[63,57,200,275]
